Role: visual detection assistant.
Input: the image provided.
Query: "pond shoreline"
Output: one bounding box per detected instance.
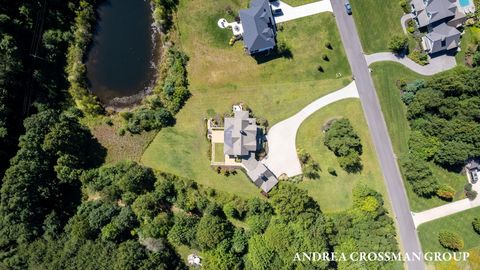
[86,0,163,112]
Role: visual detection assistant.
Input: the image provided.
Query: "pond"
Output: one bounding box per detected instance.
[86,0,157,106]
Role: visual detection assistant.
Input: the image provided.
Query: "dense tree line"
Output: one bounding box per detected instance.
[404,68,480,169]
[0,0,86,177]
[401,68,480,198]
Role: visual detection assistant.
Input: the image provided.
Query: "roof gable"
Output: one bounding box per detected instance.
[239,0,276,53]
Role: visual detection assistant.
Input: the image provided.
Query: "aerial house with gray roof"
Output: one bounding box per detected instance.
[239,0,277,54]
[411,0,465,29]
[422,22,461,54]
[410,0,470,54]
[224,110,258,157]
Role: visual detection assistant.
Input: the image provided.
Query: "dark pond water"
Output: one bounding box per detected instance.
[86,0,156,105]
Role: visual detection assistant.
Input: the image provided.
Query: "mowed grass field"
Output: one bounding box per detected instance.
[296,99,391,213]
[370,62,466,212]
[141,0,351,199]
[418,207,480,252]
[350,0,405,53]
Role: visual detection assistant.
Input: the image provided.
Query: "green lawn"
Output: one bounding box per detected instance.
[370,62,466,212]
[213,143,225,162]
[419,208,480,270]
[350,0,405,53]
[141,0,351,199]
[418,207,480,252]
[456,26,480,66]
[296,99,391,213]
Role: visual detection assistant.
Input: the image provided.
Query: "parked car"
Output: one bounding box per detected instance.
[345,0,352,15]
[272,8,283,16]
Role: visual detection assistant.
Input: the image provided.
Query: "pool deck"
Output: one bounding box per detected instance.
[458,0,476,14]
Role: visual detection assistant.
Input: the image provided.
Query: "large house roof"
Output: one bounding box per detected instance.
[413,0,457,28]
[239,0,276,54]
[424,22,460,53]
[224,110,257,156]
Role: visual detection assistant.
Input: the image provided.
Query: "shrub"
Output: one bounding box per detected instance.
[464,183,473,192]
[338,152,362,173]
[473,218,480,234]
[155,48,190,114]
[466,190,478,200]
[105,118,113,126]
[402,157,438,197]
[399,0,411,13]
[328,167,337,176]
[324,118,363,173]
[117,128,126,137]
[438,231,464,251]
[223,202,239,219]
[407,20,416,34]
[324,119,362,156]
[322,54,329,61]
[125,107,174,134]
[317,65,324,72]
[436,184,455,201]
[473,51,480,67]
[388,34,408,54]
[324,41,332,49]
[408,50,429,66]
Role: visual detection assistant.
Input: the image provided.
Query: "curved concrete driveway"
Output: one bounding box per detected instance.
[365,52,456,76]
[262,81,359,177]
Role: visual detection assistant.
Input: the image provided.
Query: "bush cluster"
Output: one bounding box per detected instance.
[324,118,363,173]
[438,231,464,251]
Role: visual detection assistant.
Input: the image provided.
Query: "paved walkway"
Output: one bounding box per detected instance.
[365,52,457,76]
[272,0,332,23]
[412,174,480,227]
[262,81,359,177]
[400,13,414,34]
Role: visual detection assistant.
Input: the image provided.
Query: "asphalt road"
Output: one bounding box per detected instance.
[330,1,425,269]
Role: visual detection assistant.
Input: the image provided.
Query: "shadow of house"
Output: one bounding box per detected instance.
[252,45,293,64]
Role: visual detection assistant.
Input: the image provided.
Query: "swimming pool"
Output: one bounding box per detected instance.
[459,0,471,8]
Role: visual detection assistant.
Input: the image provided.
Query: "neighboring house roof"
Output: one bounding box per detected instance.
[239,0,276,54]
[224,110,257,156]
[423,22,460,53]
[413,0,457,28]
[243,157,278,193]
